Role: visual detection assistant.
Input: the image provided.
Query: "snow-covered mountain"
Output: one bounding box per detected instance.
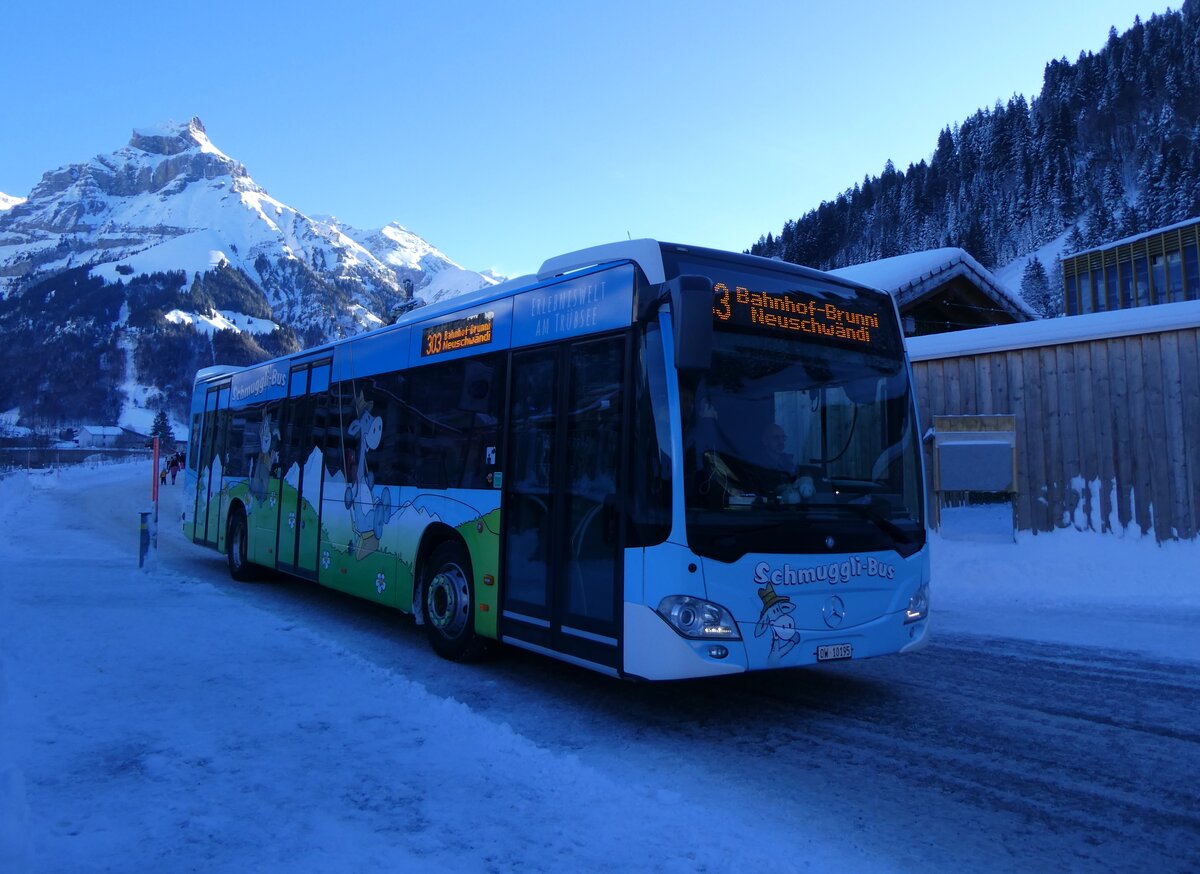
[0,118,497,431]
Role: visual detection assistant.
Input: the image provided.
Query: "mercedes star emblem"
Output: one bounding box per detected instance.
[822,595,846,628]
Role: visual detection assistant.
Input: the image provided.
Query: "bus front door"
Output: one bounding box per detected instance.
[502,336,626,672]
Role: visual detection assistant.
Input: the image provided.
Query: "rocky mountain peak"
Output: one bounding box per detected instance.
[128,117,212,157]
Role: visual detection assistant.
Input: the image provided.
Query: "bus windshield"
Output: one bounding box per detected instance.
[680,327,924,563]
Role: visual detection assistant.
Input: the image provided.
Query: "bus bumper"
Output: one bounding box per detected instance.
[734,610,931,669]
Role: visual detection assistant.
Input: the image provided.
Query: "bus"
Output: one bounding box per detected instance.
[183,240,929,680]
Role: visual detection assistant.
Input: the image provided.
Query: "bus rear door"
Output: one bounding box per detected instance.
[274,360,331,579]
[193,381,230,548]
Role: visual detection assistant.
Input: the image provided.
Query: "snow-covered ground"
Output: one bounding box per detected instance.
[934,503,1200,662]
[1,462,1197,872]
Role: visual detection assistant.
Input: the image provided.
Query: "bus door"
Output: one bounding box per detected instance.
[193,381,230,548]
[502,336,627,671]
[274,360,331,579]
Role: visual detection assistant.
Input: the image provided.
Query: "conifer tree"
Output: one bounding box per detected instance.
[1021,256,1053,317]
[151,409,173,443]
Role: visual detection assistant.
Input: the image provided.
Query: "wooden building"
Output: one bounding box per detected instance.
[906,300,1200,542]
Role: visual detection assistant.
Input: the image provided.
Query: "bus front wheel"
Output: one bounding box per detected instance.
[226,509,255,582]
[423,541,485,662]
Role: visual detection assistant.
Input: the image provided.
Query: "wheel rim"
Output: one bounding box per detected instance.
[427,562,470,639]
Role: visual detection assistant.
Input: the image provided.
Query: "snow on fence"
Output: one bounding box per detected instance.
[906,300,1200,542]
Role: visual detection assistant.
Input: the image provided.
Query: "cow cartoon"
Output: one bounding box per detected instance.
[344,391,391,559]
[755,583,801,659]
[248,411,278,512]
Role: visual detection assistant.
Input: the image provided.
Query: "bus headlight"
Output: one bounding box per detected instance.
[657,596,741,640]
[904,582,929,624]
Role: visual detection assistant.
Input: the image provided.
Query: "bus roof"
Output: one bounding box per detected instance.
[195,239,888,383]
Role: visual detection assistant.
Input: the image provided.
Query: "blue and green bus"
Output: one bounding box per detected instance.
[184,240,929,679]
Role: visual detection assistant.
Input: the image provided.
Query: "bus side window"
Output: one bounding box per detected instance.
[188,413,201,470]
[630,324,671,546]
[408,356,505,490]
[225,408,250,478]
[325,381,354,478]
[355,373,406,487]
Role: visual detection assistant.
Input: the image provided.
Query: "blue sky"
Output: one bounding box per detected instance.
[0,1,1171,277]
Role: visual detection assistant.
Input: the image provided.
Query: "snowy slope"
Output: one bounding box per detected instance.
[329,220,497,305]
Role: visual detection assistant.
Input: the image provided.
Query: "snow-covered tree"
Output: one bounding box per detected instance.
[1021,256,1054,317]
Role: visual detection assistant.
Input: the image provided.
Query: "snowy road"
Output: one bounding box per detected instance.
[2,462,1198,872]
[204,560,1200,872]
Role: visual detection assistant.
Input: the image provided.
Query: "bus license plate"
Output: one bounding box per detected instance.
[817,643,853,662]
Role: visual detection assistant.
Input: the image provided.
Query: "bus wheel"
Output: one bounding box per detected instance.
[227,509,255,582]
[423,541,485,662]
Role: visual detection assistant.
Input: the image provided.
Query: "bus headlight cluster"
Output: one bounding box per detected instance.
[904,582,929,624]
[657,596,741,640]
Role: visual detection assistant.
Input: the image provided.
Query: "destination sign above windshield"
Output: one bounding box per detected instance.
[712,282,892,351]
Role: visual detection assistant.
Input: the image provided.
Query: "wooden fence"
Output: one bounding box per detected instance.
[906,303,1200,542]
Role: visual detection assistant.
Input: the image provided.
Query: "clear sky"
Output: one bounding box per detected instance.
[0,1,1173,278]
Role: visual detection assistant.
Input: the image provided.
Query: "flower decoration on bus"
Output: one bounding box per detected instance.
[375,572,387,594]
[755,583,801,659]
[287,511,296,530]
[321,551,330,570]
[269,491,277,508]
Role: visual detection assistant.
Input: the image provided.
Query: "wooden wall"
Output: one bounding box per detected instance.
[910,326,1200,541]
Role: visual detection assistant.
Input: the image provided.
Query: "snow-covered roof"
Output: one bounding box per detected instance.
[906,299,1200,361]
[79,425,124,436]
[831,247,1036,320]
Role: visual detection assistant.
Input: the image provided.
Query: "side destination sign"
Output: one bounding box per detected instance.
[511,263,635,348]
[422,310,494,357]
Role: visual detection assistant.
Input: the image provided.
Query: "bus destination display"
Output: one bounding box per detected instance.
[421,311,494,357]
[712,282,886,349]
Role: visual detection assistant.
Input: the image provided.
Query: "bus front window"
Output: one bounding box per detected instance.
[680,330,924,562]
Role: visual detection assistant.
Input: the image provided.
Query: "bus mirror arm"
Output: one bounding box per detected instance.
[664,275,713,372]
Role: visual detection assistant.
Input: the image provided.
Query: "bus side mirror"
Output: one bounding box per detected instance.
[667,275,713,372]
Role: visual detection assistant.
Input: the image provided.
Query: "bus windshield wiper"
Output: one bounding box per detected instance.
[836,502,919,545]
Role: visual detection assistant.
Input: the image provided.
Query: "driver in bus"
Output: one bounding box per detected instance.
[760,423,795,476]
[757,422,815,502]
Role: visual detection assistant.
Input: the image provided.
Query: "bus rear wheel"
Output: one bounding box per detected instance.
[226,509,256,582]
[423,541,485,662]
